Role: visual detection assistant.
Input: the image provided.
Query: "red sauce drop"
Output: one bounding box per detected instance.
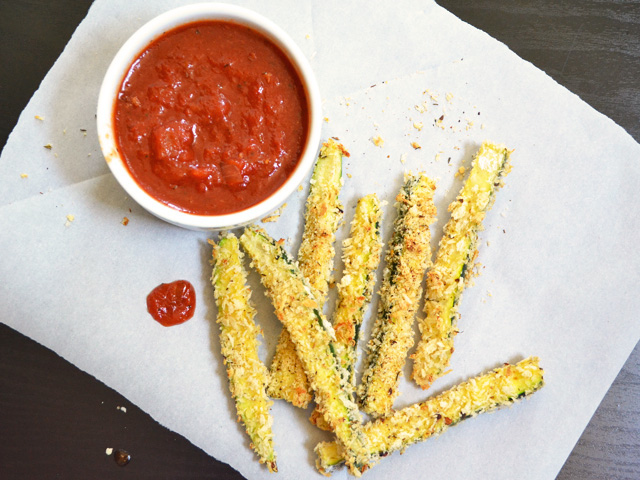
[146,280,196,326]
[114,20,309,215]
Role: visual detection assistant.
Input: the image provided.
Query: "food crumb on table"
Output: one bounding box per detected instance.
[371,135,384,147]
[261,203,288,223]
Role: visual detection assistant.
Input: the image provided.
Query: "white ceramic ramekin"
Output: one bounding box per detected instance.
[97,3,321,230]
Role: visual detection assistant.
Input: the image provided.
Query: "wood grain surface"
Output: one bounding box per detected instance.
[1,1,639,479]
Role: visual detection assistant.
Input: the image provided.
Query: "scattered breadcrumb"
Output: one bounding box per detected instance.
[372,136,384,147]
[44,144,53,150]
[105,448,113,455]
[413,122,423,131]
[298,185,304,192]
[411,142,421,150]
[454,166,466,178]
[117,406,127,413]
[35,115,44,121]
[305,34,311,39]
[446,92,454,102]
[65,214,75,227]
[121,217,129,226]
[261,203,288,223]
[400,153,407,164]
[347,173,352,179]
[323,117,330,123]
[424,89,438,102]
[481,123,486,130]
[20,173,28,178]
[414,102,428,113]
[434,153,441,162]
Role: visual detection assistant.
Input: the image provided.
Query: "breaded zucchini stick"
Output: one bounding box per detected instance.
[357,174,437,417]
[240,226,378,475]
[311,194,383,430]
[298,137,346,302]
[316,357,544,474]
[268,138,345,407]
[412,142,512,389]
[210,233,277,472]
[333,194,383,386]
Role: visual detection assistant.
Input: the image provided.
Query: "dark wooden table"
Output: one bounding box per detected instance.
[1,1,639,478]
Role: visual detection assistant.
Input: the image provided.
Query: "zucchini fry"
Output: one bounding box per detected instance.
[333,194,383,386]
[316,357,544,474]
[240,226,378,475]
[298,137,346,302]
[412,142,512,389]
[268,138,345,407]
[311,194,383,430]
[210,233,277,472]
[357,174,437,417]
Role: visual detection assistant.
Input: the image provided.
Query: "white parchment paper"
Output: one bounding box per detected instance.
[2,1,640,479]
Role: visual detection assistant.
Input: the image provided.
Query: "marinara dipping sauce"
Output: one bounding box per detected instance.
[114,21,309,215]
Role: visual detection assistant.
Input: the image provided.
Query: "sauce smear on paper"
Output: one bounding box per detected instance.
[146,280,196,326]
[114,20,309,215]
